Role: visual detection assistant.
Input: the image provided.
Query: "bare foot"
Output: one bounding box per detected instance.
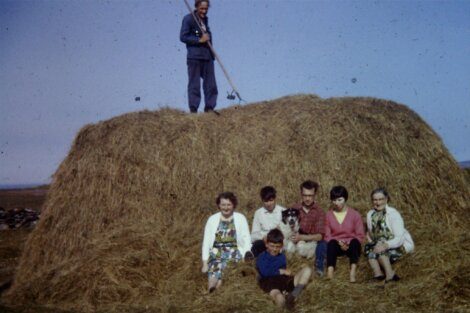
[350,273,356,283]
[327,266,334,279]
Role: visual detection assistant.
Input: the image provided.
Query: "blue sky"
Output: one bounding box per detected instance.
[1,0,469,185]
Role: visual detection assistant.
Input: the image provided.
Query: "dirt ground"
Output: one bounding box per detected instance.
[0,187,52,312]
[464,168,470,184]
[0,188,48,211]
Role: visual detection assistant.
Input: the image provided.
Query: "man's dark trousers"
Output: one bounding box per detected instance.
[187,59,218,112]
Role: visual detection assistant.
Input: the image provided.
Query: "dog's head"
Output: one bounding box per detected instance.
[281,208,300,228]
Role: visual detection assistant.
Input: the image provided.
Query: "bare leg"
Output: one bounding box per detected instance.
[269,289,285,307]
[294,266,312,286]
[378,255,395,280]
[208,277,219,292]
[327,266,334,279]
[284,267,312,310]
[369,258,384,277]
[350,263,357,283]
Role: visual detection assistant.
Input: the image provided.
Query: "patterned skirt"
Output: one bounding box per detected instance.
[208,243,242,279]
[364,241,406,263]
[207,218,242,279]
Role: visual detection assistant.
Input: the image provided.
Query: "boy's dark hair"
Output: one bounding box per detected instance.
[216,191,238,208]
[260,186,276,202]
[330,185,349,201]
[300,180,319,192]
[195,0,209,8]
[266,229,284,244]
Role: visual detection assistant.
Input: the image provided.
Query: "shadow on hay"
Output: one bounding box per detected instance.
[2,95,469,312]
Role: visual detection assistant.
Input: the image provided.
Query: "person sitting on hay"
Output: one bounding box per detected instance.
[256,229,312,310]
[250,186,284,258]
[324,185,365,282]
[201,191,252,292]
[365,188,415,282]
[289,180,327,276]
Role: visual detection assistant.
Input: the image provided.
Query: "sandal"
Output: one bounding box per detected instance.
[385,274,400,283]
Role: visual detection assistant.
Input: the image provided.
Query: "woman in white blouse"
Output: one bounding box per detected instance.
[201,192,251,292]
[365,188,414,282]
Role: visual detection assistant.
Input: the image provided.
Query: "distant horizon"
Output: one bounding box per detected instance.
[0,183,50,190]
[458,160,470,168]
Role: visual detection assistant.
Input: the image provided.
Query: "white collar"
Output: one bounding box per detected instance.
[263,206,276,214]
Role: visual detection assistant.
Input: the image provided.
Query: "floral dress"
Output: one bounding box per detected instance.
[365,209,405,263]
[208,218,242,279]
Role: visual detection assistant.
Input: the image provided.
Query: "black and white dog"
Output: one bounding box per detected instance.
[279,208,300,255]
[279,208,317,258]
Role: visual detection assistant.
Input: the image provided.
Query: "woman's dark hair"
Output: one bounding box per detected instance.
[370,188,390,201]
[330,185,348,201]
[300,180,319,192]
[195,0,210,8]
[260,186,276,202]
[216,191,238,208]
[266,229,284,244]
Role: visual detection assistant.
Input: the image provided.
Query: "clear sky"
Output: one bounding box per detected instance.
[1,0,469,185]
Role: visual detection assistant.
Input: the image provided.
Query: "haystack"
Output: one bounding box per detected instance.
[4,95,469,312]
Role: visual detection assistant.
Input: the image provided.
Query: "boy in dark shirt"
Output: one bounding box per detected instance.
[256,229,312,309]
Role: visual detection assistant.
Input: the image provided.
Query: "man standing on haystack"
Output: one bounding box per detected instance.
[180,0,218,113]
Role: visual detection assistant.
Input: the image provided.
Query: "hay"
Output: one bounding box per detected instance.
[3,95,469,312]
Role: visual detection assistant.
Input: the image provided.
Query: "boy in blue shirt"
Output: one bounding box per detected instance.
[256,229,312,309]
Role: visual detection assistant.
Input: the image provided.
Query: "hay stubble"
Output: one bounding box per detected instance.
[3,95,469,312]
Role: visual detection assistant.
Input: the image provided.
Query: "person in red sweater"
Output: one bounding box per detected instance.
[324,186,365,282]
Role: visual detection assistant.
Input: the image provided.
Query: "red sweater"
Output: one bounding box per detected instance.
[324,208,365,244]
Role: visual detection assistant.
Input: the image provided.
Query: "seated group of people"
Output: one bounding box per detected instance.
[201,180,414,309]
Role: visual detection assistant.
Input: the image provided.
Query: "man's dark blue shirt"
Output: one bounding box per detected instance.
[180,13,213,60]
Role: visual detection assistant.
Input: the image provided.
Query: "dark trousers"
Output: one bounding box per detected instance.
[187,59,218,112]
[326,239,361,268]
[315,240,327,271]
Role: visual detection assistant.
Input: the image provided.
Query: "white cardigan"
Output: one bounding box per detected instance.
[202,212,252,261]
[366,205,415,253]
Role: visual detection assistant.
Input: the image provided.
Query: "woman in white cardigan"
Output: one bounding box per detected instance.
[201,192,251,292]
[365,188,414,282]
